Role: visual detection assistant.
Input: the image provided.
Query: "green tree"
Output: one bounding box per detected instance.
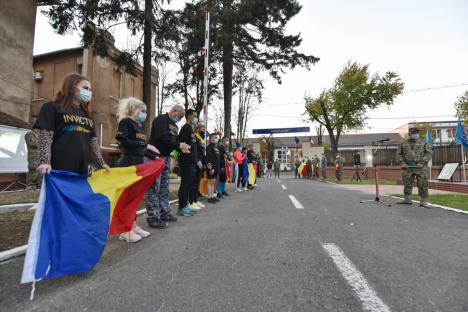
[196,0,319,149]
[43,0,170,132]
[454,90,468,122]
[159,2,222,115]
[305,61,404,155]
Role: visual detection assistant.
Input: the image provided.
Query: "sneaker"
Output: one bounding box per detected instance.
[133,224,151,238]
[186,207,198,214]
[207,197,218,204]
[119,230,142,243]
[222,192,230,196]
[147,217,168,229]
[161,214,178,222]
[242,187,249,191]
[235,188,243,193]
[188,203,202,210]
[217,193,224,199]
[178,207,195,216]
[195,201,206,208]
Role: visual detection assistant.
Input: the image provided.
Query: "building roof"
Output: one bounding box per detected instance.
[33,47,84,60]
[0,112,32,129]
[244,132,402,148]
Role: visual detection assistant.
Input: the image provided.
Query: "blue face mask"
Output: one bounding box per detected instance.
[171,116,180,123]
[410,134,419,140]
[193,117,199,125]
[213,139,219,144]
[136,112,147,122]
[76,87,92,102]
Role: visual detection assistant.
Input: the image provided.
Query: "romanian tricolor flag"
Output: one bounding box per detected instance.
[21,160,163,284]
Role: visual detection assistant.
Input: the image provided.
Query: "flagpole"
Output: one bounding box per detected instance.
[203,11,210,153]
[461,143,466,183]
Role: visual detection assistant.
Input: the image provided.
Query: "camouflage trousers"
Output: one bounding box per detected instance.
[402,168,428,198]
[26,166,42,190]
[336,169,343,181]
[144,156,172,220]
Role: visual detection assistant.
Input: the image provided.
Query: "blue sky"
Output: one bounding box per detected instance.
[33,0,468,136]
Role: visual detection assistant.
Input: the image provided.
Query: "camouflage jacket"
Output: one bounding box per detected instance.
[396,138,432,166]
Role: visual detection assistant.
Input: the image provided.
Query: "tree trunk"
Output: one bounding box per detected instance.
[142,0,153,134]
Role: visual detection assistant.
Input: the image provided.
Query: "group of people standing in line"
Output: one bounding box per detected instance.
[31,73,262,244]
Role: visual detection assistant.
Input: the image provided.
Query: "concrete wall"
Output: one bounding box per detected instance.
[301,143,324,159]
[0,0,37,121]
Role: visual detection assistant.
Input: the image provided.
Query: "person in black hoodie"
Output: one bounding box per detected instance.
[205,133,220,204]
[116,97,159,242]
[177,109,199,217]
[144,105,190,228]
[189,122,207,209]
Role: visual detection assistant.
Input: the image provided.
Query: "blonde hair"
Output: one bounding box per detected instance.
[117,97,146,122]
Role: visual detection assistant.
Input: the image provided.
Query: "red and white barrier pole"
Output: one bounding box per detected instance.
[203,11,210,151]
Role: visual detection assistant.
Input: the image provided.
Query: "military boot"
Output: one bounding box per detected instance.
[396,195,412,205]
[419,198,431,208]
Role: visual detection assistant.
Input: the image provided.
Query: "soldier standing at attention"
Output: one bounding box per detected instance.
[320,153,328,181]
[396,127,433,208]
[273,159,281,179]
[25,129,42,190]
[335,154,344,182]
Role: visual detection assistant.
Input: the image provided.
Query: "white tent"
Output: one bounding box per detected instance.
[0,124,28,173]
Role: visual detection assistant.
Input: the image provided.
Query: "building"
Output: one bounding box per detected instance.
[245,133,402,171]
[392,121,467,145]
[0,0,55,122]
[31,42,158,147]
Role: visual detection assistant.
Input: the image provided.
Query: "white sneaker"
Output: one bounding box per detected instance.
[188,203,202,210]
[133,225,150,238]
[119,230,142,243]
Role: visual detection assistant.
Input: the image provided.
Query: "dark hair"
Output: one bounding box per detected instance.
[209,133,218,138]
[185,109,196,118]
[54,73,91,115]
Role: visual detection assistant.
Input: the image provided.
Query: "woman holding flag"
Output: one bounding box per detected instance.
[35,73,109,175]
[116,97,160,242]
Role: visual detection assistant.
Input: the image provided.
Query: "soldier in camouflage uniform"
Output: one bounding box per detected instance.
[396,127,433,208]
[25,129,42,190]
[320,153,328,181]
[335,154,344,182]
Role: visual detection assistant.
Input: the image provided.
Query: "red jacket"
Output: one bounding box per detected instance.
[233,149,244,164]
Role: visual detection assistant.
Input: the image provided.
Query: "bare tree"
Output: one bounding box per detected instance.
[156,61,177,115]
[233,65,263,144]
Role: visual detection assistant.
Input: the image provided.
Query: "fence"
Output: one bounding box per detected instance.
[432,145,463,166]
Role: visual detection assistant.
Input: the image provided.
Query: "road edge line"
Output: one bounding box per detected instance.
[387,195,468,215]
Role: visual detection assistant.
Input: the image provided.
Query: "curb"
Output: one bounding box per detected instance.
[0,199,179,263]
[386,195,468,215]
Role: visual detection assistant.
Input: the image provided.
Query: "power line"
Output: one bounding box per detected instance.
[261,83,468,106]
[254,113,456,120]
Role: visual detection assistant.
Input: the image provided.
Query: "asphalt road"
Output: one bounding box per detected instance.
[1,176,467,311]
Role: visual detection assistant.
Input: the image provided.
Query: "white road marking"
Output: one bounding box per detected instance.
[387,195,468,215]
[277,179,281,183]
[281,184,287,190]
[322,243,391,312]
[288,195,304,209]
